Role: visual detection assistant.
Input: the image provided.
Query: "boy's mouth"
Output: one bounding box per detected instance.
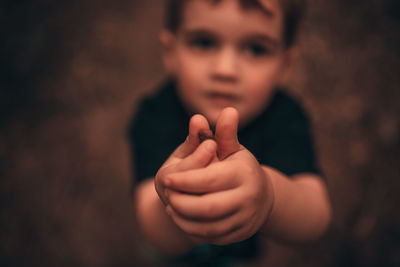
[204,91,241,106]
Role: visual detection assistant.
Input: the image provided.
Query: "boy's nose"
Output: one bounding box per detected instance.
[211,47,238,82]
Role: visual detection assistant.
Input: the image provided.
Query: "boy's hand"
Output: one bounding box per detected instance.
[154,114,217,206]
[163,108,275,245]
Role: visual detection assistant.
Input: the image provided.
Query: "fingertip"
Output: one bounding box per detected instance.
[215,108,239,139]
[218,107,239,126]
[189,114,210,131]
[224,106,239,116]
[176,115,210,157]
[188,114,213,144]
[202,139,217,153]
[215,107,240,160]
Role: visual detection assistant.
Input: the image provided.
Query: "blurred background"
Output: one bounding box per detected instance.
[1,0,399,266]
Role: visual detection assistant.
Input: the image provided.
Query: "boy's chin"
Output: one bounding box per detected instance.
[205,114,218,129]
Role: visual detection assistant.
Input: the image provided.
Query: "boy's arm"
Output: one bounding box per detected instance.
[260,167,332,243]
[135,178,194,256]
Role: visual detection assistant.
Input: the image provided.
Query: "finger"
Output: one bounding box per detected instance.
[215,107,241,160]
[154,172,169,206]
[165,205,242,240]
[200,225,251,246]
[166,161,240,193]
[167,189,241,221]
[174,139,217,172]
[167,203,256,246]
[205,222,255,246]
[172,114,211,159]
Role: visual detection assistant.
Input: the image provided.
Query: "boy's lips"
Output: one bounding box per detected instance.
[204,91,241,106]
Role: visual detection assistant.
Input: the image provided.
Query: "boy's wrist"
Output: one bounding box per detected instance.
[259,165,277,235]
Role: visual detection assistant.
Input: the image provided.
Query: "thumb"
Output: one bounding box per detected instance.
[215,107,241,160]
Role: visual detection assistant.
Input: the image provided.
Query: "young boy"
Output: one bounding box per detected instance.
[130,0,332,265]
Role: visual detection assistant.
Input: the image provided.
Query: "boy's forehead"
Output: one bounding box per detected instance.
[179,0,284,40]
[181,0,282,16]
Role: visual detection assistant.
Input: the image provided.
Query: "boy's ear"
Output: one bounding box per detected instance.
[159,29,177,75]
[279,46,299,85]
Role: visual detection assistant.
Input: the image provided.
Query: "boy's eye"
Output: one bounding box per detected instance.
[189,37,216,50]
[245,43,270,57]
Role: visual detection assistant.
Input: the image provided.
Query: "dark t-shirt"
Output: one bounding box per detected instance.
[128,80,321,265]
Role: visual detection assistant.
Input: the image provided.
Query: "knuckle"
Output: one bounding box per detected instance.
[157,170,171,184]
[161,173,171,182]
[155,169,163,181]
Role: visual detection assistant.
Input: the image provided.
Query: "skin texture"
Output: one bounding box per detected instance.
[135,0,332,257]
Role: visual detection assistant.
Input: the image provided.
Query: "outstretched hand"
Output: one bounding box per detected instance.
[157,107,274,245]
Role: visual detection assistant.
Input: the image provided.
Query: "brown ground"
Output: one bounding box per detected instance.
[1,0,399,266]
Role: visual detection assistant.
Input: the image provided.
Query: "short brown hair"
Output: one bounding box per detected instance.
[165,0,306,48]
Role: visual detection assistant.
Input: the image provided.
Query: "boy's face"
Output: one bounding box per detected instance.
[162,0,294,127]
